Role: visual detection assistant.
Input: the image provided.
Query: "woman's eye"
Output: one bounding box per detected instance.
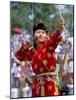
[42,32,45,34]
[38,31,41,33]
[36,31,40,33]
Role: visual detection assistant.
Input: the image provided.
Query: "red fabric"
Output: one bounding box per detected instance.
[32,76,55,96]
[16,30,62,96]
[15,46,34,61]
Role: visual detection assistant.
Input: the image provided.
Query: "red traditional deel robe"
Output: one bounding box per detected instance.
[15,30,62,96]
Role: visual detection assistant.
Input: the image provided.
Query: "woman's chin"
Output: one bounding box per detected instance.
[39,40,45,43]
[38,38,47,42]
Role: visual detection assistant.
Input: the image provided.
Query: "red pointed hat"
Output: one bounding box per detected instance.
[12,28,23,35]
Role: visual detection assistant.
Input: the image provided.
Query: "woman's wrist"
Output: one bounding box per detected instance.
[57,17,65,33]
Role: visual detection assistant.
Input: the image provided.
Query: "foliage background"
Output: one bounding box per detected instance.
[10,2,74,36]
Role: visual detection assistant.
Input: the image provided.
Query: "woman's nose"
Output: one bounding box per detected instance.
[39,32,43,36]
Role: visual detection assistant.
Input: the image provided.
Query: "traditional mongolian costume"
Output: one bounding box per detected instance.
[16,23,62,96]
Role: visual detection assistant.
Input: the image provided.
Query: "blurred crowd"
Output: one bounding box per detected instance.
[11,28,74,98]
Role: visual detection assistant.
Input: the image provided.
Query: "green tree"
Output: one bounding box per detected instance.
[10,2,74,36]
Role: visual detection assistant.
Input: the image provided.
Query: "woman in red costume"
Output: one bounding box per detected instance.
[16,18,65,97]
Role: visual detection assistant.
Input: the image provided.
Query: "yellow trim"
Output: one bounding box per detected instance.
[54,85,59,95]
[41,85,45,96]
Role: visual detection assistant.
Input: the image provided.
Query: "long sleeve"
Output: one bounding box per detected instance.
[43,29,62,53]
[15,46,34,61]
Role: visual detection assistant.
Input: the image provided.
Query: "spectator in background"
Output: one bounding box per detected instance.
[11,60,21,98]
[11,61,21,88]
[11,27,34,98]
[19,59,33,97]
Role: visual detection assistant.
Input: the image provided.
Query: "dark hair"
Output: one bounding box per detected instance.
[33,23,48,34]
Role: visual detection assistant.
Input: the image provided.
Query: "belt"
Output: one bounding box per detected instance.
[36,71,60,86]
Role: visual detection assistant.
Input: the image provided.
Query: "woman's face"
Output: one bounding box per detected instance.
[34,29,48,43]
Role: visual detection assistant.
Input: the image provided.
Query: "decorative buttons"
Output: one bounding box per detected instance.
[40,67,43,72]
[50,66,55,71]
[43,60,48,66]
[48,85,52,90]
[47,77,51,81]
[47,53,51,58]
[38,54,41,59]
[49,47,53,50]
[34,64,38,70]
[43,48,46,52]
